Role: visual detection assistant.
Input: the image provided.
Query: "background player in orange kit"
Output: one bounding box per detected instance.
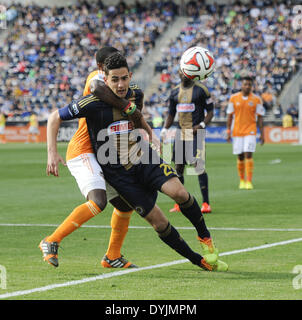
[226,76,265,190]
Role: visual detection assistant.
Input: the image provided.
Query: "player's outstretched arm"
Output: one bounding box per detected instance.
[46,110,66,177]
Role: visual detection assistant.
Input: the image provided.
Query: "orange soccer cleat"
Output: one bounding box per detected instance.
[169,203,180,213]
[201,202,212,214]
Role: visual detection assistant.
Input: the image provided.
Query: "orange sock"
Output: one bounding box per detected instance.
[106,208,133,260]
[237,159,245,180]
[245,158,254,182]
[47,200,101,243]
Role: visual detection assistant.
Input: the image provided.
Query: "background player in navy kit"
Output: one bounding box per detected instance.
[161,70,214,214]
[58,52,228,271]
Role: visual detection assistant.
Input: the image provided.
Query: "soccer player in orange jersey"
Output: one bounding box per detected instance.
[40,47,156,268]
[226,76,265,190]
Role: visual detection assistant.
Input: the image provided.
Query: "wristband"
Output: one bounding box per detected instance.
[123,102,137,115]
[200,121,206,129]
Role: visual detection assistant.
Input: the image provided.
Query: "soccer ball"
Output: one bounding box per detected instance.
[180,46,215,81]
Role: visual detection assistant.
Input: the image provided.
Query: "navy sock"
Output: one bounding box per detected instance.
[198,172,209,204]
[158,223,202,266]
[179,194,211,239]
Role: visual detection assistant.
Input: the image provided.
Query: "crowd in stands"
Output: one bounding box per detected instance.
[0,0,301,125]
[145,0,301,123]
[0,0,177,121]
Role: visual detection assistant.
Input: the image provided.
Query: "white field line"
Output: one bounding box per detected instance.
[0,223,302,232]
[1,237,302,299]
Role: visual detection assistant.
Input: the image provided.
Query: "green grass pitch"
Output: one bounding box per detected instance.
[0,142,302,300]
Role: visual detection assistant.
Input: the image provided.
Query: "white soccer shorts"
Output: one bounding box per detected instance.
[232,135,257,154]
[0,126,5,135]
[67,153,106,198]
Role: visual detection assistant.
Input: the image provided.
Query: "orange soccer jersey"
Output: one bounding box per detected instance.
[66,70,103,161]
[227,92,264,137]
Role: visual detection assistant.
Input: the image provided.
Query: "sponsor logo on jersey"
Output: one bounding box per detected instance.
[248,101,254,106]
[107,121,133,135]
[176,103,195,112]
[71,102,80,115]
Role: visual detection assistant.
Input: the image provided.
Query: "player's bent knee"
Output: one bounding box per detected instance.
[87,189,107,211]
[173,187,189,204]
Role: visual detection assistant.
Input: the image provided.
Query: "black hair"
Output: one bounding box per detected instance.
[95,46,119,64]
[241,76,254,82]
[103,52,129,75]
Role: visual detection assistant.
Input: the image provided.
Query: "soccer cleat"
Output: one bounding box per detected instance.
[39,237,59,268]
[213,259,228,272]
[200,258,228,272]
[245,181,254,190]
[201,202,211,214]
[239,179,246,189]
[169,203,180,213]
[200,258,214,271]
[101,255,138,268]
[198,237,218,265]
[200,258,229,272]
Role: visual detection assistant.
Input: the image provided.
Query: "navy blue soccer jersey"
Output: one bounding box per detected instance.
[59,86,144,169]
[168,82,214,129]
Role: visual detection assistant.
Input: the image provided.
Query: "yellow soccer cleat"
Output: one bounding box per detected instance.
[200,258,228,272]
[239,180,246,189]
[198,237,218,265]
[245,181,254,190]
